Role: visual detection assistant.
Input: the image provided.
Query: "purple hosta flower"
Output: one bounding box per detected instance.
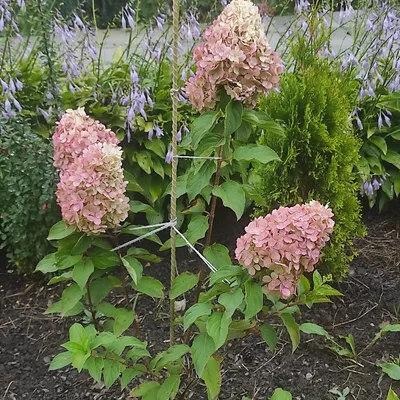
[4,98,11,113]
[378,112,383,129]
[155,11,166,31]
[0,12,4,32]
[16,0,25,7]
[339,0,354,22]
[177,127,182,142]
[145,88,153,108]
[301,19,309,32]
[74,14,85,31]
[15,78,23,91]
[155,123,164,138]
[86,41,98,59]
[148,125,154,140]
[122,5,135,29]
[221,0,228,6]
[13,98,22,112]
[8,78,15,94]
[295,0,310,13]
[352,109,363,130]
[361,181,374,197]
[46,91,54,100]
[121,13,126,29]
[130,66,139,84]
[0,78,8,91]
[165,145,173,164]
[372,178,382,191]
[389,76,400,92]
[181,11,201,43]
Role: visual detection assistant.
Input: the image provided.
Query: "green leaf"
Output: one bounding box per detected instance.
[191,333,216,377]
[236,120,252,142]
[227,320,256,341]
[242,110,284,136]
[122,256,143,285]
[45,283,83,316]
[218,287,244,318]
[259,324,277,352]
[56,254,82,270]
[209,265,242,286]
[212,182,246,220]
[233,144,280,164]
[181,198,206,215]
[184,302,213,332]
[204,244,231,270]
[161,215,209,250]
[369,136,388,155]
[170,272,199,300]
[244,281,263,319]
[127,248,162,263]
[71,234,92,255]
[280,313,300,353]
[89,277,116,306]
[378,363,400,380]
[114,309,135,336]
[107,336,147,355]
[48,271,73,285]
[92,237,112,250]
[137,151,153,174]
[387,388,400,400]
[133,276,164,298]
[36,253,58,274]
[121,365,146,389]
[70,323,89,345]
[112,46,123,63]
[297,275,310,297]
[300,323,330,338]
[131,381,161,396]
[88,248,120,269]
[157,375,181,400]
[224,100,243,136]
[130,200,158,215]
[124,170,145,193]
[103,359,121,389]
[270,388,292,400]
[154,344,191,371]
[86,357,104,383]
[187,160,217,202]
[73,259,94,291]
[201,356,221,400]
[144,138,166,158]
[71,350,91,372]
[313,270,323,288]
[382,179,394,200]
[191,111,221,150]
[206,312,231,350]
[121,225,162,245]
[49,351,72,370]
[195,133,225,157]
[126,348,151,361]
[382,150,400,169]
[96,303,117,318]
[48,220,76,241]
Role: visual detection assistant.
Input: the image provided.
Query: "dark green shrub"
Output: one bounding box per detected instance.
[0,119,60,273]
[254,55,365,279]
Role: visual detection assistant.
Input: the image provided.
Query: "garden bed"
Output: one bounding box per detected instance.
[1,206,399,400]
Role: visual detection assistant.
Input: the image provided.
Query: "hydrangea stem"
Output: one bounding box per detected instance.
[86,282,99,331]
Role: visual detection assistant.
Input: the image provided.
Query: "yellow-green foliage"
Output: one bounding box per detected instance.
[255,58,365,279]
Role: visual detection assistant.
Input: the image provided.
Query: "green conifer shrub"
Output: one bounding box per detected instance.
[254,54,365,279]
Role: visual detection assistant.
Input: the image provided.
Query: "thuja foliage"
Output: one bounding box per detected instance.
[0,119,60,273]
[255,48,365,280]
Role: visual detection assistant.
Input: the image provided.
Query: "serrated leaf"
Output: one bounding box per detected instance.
[131,381,161,396]
[233,144,280,164]
[280,313,300,353]
[71,350,91,372]
[127,248,162,263]
[260,324,277,352]
[71,234,92,255]
[36,253,58,274]
[191,111,220,150]
[244,281,263,319]
[184,303,213,332]
[48,351,72,370]
[130,200,158,215]
[89,277,116,306]
[114,308,135,336]
[157,375,180,400]
[187,160,217,202]
[97,302,117,318]
[224,100,243,136]
[202,356,221,400]
[154,344,191,371]
[204,244,231,270]
[133,276,164,298]
[45,283,83,316]
[73,259,94,291]
[227,319,256,341]
[212,181,246,220]
[191,333,215,377]
[121,365,146,389]
[103,359,121,389]
[122,256,143,284]
[86,357,104,382]
[218,287,243,318]
[170,272,199,300]
[88,248,120,269]
[48,220,76,240]
[209,265,242,286]
[206,312,231,350]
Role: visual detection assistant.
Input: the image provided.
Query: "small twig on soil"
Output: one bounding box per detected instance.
[253,343,286,374]
[332,303,378,328]
[4,283,35,299]
[3,381,14,400]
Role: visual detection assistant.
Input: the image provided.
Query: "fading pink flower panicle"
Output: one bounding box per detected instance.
[56,143,130,233]
[53,109,130,233]
[53,108,119,170]
[235,201,334,299]
[184,0,284,112]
